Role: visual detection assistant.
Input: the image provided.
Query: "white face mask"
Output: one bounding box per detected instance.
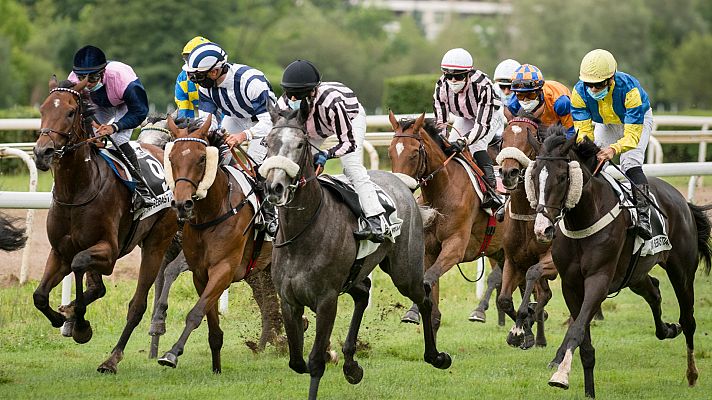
[448,80,466,93]
[90,82,104,92]
[288,99,301,111]
[520,99,540,112]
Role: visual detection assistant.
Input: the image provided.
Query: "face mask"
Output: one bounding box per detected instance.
[519,99,540,112]
[90,82,103,92]
[196,77,216,89]
[448,80,466,93]
[288,99,302,111]
[586,86,609,101]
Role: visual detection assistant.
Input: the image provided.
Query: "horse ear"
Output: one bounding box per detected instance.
[166,115,181,138]
[527,130,541,154]
[267,101,280,123]
[49,75,58,91]
[388,109,400,132]
[561,134,577,156]
[413,112,426,133]
[198,114,213,136]
[297,99,310,125]
[74,78,88,92]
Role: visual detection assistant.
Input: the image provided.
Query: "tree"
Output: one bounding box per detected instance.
[659,33,712,109]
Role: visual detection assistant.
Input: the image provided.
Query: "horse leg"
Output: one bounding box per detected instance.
[244,265,284,351]
[33,249,70,329]
[149,252,187,338]
[580,323,596,398]
[402,251,437,325]
[414,276,452,369]
[282,300,308,374]
[629,275,682,340]
[534,278,553,347]
[148,232,183,359]
[342,278,371,385]
[469,261,502,323]
[158,263,231,370]
[97,234,170,373]
[662,259,699,386]
[421,237,468,332]
[511,263,542,350]
[206,303,224,373]
[307,295,339,400]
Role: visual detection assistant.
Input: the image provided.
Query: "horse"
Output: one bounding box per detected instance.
[261,105,451,400]
[32,77,179,374]
[137,116,283,359]
[495,113,558,349]
[156,115,282,372]
[0,213,27,251]
[528,129,712,398]
[387,111,506,330]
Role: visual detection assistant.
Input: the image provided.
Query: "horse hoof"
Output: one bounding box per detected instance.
[468,309,486,323]
[97,362,117,374]
[669,323,683,338]
[506,329,523,348]
[149,322,166,336]
[72,322,93,344]
[548,361,559,370]
[548,373,569,390]
[302,315,310,332]
[519,332,535,350]
[432,352,452,369]
[158,352,178,368]
[542,310,549,322]
[401,310,420,325]
[343,363,364,384]
[289,360,309,374]
[60,321,74,337]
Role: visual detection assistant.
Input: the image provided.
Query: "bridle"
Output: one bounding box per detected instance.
[38,87,94,158]
[393,131,428,186]
[533,155,572,224]
[171,137,210,193]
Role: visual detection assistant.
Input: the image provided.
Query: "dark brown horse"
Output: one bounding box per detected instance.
[495,114,557,349]
[156,115,282,372]
[529,131,712,398]
[387,112,506,331]
[32,78,179,374]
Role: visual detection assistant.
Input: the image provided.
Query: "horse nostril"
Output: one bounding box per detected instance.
[43,148,55,158]
[184,199,194,210]
[273,183,284,196]
[544,226,555,238]
[509,168,519,179]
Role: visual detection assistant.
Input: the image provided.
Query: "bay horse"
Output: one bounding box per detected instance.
[528,130,712,398]
[157,115,282,372]
[32,78,179,374]
[387,112,506,330]
[0,213,27,251]
[495,114,557,349]
[261,105,451,400]
[137,117,283,359]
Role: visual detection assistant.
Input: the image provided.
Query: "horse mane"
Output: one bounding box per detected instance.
[146,113,168,125]
[400,117,446,148]
[58,80,75,89]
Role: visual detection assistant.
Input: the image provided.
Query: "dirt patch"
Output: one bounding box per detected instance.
[2,184,712,285]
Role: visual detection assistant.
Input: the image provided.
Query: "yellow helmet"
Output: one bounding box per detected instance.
[182,36,210,55]
[579,49,617,82]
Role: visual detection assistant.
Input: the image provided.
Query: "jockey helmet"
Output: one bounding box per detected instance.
[579,49,617,82]
[281,60,321,93]
[493,59,521,84]
[183,42,228,72]
[440,48,473,74]
[182,36,210,56]
[511,64,545,92]
[73,45,107,74]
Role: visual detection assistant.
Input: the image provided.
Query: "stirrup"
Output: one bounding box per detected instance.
[354,215,385,243]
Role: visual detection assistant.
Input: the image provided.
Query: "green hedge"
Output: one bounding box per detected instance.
[382,74,439,115]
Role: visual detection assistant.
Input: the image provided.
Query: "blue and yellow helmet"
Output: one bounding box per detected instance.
[511,64,545,92]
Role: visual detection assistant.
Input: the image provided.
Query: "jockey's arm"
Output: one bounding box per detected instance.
[553,95,576,139]
[116,81,149,131]
[325,103,356,158]
[571,88,594,142]
[463,83,495,145]
[174,72,195,119]
[610,87,647,154]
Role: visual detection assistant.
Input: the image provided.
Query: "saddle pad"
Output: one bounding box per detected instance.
[98,142,172,220]
[599,171,671,256]
[318,174,403,259]
[223,165,260,220]
[453,157,496,216]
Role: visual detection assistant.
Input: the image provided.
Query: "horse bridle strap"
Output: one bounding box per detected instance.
[510,117,539,131]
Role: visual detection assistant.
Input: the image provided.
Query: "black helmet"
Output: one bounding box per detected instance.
[73,45,107,74]
[281,60,321,92]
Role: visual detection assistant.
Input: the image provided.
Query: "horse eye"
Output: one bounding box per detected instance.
[557,174,567,183]
[297,142,304,149]
[67,110,75,119]
[199,155,206,164]
[409,153,418,160]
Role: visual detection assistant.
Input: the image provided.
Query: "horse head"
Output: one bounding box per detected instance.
[164,114,216,220]
[260,102,313,206]
[34,76,90,171]
[496,112,542,190]
[526,131,584,243]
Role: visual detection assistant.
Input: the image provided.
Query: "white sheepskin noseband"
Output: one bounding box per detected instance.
[393,173,418,190]
[163,141,219,200]
[524,160,583,210]
[259,155,300,178]
[496,146,531,168]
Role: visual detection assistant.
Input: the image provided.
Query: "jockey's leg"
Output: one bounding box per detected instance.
[621,109,654,240]
[247,134,278,236]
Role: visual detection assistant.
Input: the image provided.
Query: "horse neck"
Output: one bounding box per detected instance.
[564,173,619,230]
[419,134,453,201]
[51,144,102,200]
[193,167,231,224]
[509,182,534,215]
[278,170,323,237]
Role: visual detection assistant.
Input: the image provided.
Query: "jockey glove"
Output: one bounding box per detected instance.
[448,138,467,153]
[313,151,329,168]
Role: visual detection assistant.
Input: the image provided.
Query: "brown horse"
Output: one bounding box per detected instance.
[388,112,506,331]
[32,78,179,374]
[529,131,712,398]
[156,115,281,373]
[495,114,557,349]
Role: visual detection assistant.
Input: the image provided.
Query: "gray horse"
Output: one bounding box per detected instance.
[260,105,451,400]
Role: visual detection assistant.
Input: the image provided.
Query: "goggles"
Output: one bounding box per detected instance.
[187,70,209,83]
[285,89,312,100]
[511,80,542,91]
[443,72,469,81]
[515,91,539,100]
[584,79,609,89]
[76,72,103,84]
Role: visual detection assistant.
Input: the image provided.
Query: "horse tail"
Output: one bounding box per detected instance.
[0,213,27,252]
[688,203,712,275]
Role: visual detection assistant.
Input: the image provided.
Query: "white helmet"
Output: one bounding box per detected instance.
[441,48,473,73]
[493,59,521,83]
[183,42,228,72]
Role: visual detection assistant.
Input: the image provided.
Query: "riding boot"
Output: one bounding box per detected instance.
[354,214,386,243]
[255,181,278,236]
[473,150,503,210]
[634,184,653,240]
[119,142,148,211]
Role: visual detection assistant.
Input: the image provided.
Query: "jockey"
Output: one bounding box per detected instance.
[175,36,210,119]
[433,48,502,210]
[276,59,387,243]
[184,41,278,236]
[572,49,653,240]
[68,45,150,210]
[490,59,521,139]
[505,64,575,138]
